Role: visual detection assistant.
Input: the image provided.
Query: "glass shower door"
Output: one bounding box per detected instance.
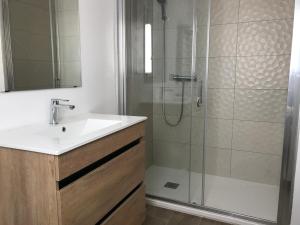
[123,0,207,205]
[188,0,210,206]
[146,0,200,204]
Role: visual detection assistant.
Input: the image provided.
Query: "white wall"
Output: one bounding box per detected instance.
[0,0,118,131]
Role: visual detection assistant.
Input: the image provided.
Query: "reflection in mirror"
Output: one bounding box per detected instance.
[0,0,82,92]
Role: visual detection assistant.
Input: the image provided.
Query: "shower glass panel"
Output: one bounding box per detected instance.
[147,0,203,204]
[125,0,208,204]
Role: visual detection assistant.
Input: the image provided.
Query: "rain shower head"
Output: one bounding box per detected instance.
[157,0,168,21]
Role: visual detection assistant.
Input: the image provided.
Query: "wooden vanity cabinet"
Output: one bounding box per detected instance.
[0,122,146,225]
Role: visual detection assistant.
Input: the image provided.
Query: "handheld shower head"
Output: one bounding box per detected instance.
[157,0,168,21]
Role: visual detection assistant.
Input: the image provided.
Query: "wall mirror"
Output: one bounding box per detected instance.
[0,0,82,92]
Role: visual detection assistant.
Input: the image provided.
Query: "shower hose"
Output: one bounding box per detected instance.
[161,21,185,127]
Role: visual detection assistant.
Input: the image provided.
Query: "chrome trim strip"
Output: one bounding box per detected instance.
[0,0,6,91]
[278,0,300,224]
[116,0,127,115]
[201,0,211,207]
[49,0,59,88]
[147,195,276,225]
[188,0,198,204]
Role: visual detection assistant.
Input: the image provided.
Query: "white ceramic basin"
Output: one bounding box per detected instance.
[0,114,147,155]
[37,118,122,140]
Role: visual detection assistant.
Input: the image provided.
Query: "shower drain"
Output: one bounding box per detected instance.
[164,182,180,189]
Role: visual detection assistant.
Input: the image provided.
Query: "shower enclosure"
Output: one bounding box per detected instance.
[118,0,297,224]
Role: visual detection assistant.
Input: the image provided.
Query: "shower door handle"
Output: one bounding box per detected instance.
[197,80,203,107]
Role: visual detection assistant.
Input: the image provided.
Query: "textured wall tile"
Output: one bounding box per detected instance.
[153,28,193,59]
[152,59,164,87]
[231,150,282,185]
[153,115,191,143]
[14,61,53,89]
[145,141,153,169]
[153,102,191,117]
[191,145,203,173]
[153,58,194,88]
[197,26,209,57]
[192,89,205,118]
[211,0,239,25]
[206,118,233,149]
[57,11,80,37]
[232,120,284,155]
[238,20,293,56]
[152,85,192,104]
[210,24,238,57]
[207,88,234,119]
[57,0,79,11]
[234,90,287,122]
[60,62,81,86]
[205,147,231,177]
[153,0,195,30]
[152,0,163,31]
[195,57,207,84]
[153,140,190,170]
[9,0,51,34]
[60,37,81,61]
[197,0,210,26]
[191,116,205,146]
[239,0,294,22]
[236,55,290,89]
[208,57,236,88]
[12,30,52,61]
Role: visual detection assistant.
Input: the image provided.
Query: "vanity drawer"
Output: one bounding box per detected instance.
[101,185,145,225]
[57,141,145,225]
[55,122,145,180]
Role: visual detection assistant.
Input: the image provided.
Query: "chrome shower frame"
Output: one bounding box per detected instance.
[116,0,127,115]
[277,0,300,224]
[116,0,300,224]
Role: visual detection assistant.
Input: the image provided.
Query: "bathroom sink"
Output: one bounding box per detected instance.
[37,118,122,140]
[0,113,147,155]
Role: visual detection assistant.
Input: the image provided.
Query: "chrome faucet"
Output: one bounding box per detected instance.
[50,99,75,125]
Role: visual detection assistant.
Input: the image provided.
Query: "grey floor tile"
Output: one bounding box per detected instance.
[143,215,168,225]
[201,218,232,225]
[144,206,232,225]
[146,205,174,223]
[167,212,202,225]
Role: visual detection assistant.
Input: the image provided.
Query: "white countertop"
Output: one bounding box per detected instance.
[0,114,147,155]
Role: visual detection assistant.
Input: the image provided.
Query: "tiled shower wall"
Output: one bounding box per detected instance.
[203,0,294,185]
[152,0,294,185]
